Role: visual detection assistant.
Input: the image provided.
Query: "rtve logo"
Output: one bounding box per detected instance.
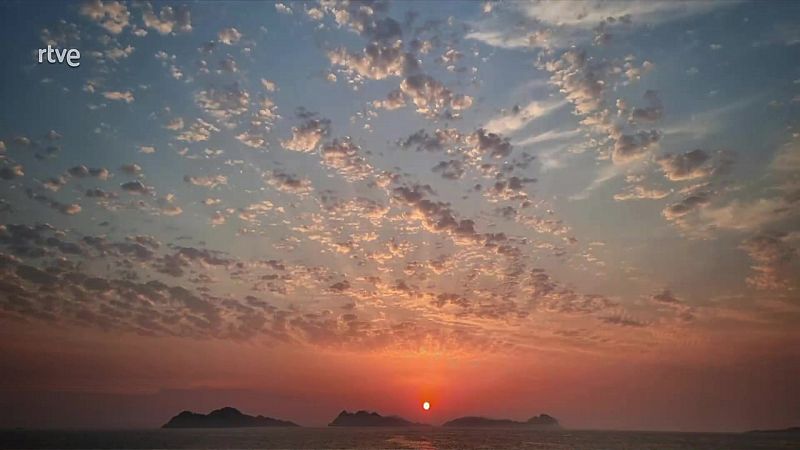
[37,44,81,68]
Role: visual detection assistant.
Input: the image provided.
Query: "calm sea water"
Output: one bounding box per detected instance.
[1,427,798,449]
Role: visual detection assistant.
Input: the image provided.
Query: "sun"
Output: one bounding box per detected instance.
[422,401,431,411]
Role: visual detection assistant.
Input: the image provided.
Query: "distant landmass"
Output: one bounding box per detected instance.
[329,410,428,427]
[746,426,800,434]
[443,414,561,429]
[162,407,299,428]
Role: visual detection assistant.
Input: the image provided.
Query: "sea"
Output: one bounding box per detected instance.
[1,427,798,450]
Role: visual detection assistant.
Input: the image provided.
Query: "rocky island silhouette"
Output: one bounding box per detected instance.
[443,414,561,428]
[162,407,299,428]
[161,407,562,429]
[328,410,429,427]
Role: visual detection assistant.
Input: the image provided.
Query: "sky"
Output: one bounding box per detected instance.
[0,0,799,432]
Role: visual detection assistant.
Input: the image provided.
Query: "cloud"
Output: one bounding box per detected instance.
[142,4,191,35]
[771,140,800,172]
[217,27,242,45]
[662,190,712,224]
[11,136,31,147]
[209,211,226,226]
[313,1,402,44]
[600,314,648,327]
[612,129,661,163]
[542,48,663,168]
[519,213,570,237]
[260,79,277,92]
[67,165,110,180]
[698,196,798,232]
[165,118,184,130]
[372,89,406,110]
[16,264,59,286]
[42,176,67,192]
[527,269,617,315]
[320,196,389,225]
[85,188,117,199]
[195,85,250,122]
[119,163,142,175]
[79,0,130,34]
[320,139,373,181]
[399,75,473,118]
[0,164,24,180]
[120,180,152,195]
[235,130,265,149]
[652,289,681,304]
[0,253,260,338]
[392,184,480,242]
[544,49,609,116]
[219,57,238,73]
[40,20,80,47]
[266,171,313,196]
[657,149,712,180]
[24,189,82,215]
[282,117,330,152]
[487,176,536,202]
[157,194,183,216]
[650,289,694,321]
[59,204,82,215]
[432,159,465,180]
[658,149,735,182]
[468,1,732,50]
[177,119,220,142]
[438,48,464,66]
[329,280,351,293]
[398,128,461,152]
[184,175,228,189]
[237,201,276,226]
[253,96,279,124]
[274,3,292,15]
[628,90,663,124]
[102,91,134,103]
[526,1,728,28]
[659,176,797,234]
[613,184,670,201]
[484,100,565,135]
[466,129,513,159]
[740,233,796,290]
[328,42,418,81]
[306,7,324,21]
[6,0,796,361]
[96,44,134,62]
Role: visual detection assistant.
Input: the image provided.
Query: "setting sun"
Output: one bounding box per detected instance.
[422,401,431,411]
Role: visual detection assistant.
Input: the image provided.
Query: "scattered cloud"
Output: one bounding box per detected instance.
[740,233,796,290]
[102,90,134,103]
[80,0,130,34]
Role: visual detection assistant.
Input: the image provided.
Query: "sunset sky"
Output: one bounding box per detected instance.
[0,0,799,432]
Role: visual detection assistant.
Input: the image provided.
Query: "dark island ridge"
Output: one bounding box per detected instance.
[443,414,561,428]
[162,407,299,428]
[328,410,429,427]
[746,426,800,434]
[159,408,797,433]
[161,407,566,429]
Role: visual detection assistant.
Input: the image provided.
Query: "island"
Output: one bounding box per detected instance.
[328,410,428,427]
[162,407,299,428]
[746,426,800,435]
[443,414,561,429]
